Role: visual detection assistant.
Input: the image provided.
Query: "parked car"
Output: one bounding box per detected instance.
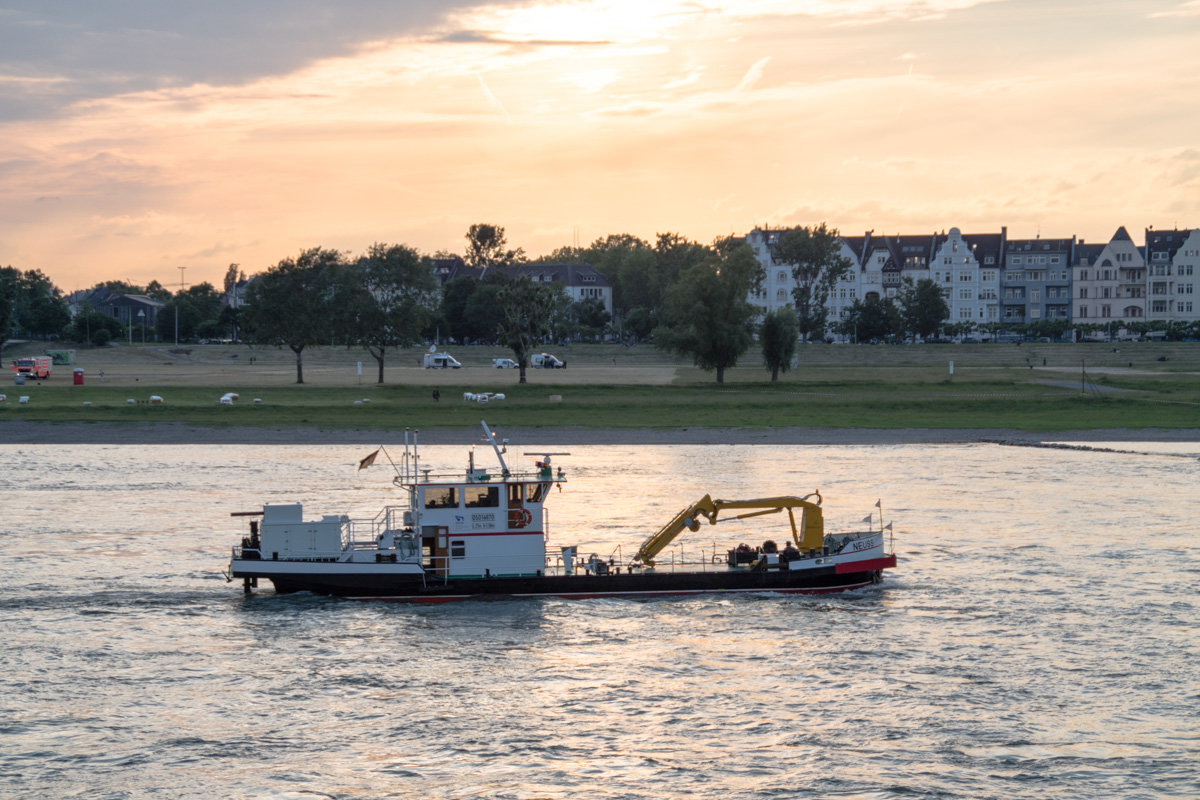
[492,358,518,369]
[531,352,565,369]
[423,351,462,369]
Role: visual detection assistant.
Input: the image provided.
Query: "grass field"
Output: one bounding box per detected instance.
[3,340,1200,432]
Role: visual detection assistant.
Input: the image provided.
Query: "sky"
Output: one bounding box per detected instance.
[2,0,1199,292]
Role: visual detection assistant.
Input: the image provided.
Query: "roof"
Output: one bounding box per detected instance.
[507,262,611,288]
[1072,243,1105,266]
[1145,227,1198,261]
[1005,237,1074,253]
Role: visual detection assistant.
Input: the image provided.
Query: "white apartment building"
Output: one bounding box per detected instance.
[1145,228,1199,324]
[929,227,1003,326]
[1074,227,1144,324]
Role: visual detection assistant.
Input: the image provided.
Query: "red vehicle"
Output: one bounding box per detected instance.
[10,356,53,380]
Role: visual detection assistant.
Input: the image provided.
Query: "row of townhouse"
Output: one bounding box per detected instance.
[746,226,1200,337]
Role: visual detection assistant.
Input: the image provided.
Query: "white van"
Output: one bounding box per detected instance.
[423,352,462,369]
[531,353,565,369]
[492,358,518,369]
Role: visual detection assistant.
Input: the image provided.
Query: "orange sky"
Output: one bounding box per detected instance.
[2,0,1198,291]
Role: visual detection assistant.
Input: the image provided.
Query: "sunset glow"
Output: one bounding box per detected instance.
[1,0,1198,289]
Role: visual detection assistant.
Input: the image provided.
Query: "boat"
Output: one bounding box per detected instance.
[226,422,897,601]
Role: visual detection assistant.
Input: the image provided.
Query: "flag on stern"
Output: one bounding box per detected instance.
[358,449,380,470]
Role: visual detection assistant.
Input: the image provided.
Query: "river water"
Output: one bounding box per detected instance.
[1,440,1198,799]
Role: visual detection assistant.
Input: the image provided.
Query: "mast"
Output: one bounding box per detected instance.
[481,420,510,477]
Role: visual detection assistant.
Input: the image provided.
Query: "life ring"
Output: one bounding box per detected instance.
[508,507,533,528]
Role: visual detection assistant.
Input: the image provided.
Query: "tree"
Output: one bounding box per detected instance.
[570,297,610,342]
[439,275,478,342]
[336,243,438,383]
[243,247,342,383]
[463,282,506,343]
[12,269,70,339]
[155,282,222,342]
[897,278,949,340]
[0,266,18,359]
[223,263,241,297]
[144,280,172,301]
[760,307,798,382]
[464,224,525,272]
[838,296,902,343]
[772,223,852,341]
[65,307,123,345]
[581,234,658,341]
[497,277,560,384]
[653,237,762,384]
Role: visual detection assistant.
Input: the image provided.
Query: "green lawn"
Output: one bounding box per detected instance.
[5,373,1199,432]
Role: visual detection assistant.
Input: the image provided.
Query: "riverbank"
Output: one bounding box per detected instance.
[3,420,1198,445]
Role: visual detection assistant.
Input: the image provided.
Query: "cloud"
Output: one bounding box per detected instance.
[477,74,513,122]
[0,1,502,119]
[734,57,770,92]
[1147,1,1200,18]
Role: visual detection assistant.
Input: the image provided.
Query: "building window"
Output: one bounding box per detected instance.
[1080,306,1088,318]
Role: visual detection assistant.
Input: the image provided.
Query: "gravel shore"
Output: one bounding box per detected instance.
[3,420,1198,446]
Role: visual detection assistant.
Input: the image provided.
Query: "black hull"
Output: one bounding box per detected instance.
[254,557,895,602]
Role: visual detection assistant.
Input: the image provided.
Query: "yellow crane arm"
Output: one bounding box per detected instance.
[634,493,824,566]
[633,494,718,567]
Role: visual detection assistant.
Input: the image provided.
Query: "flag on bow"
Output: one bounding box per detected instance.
[358,448,380,470]
[861,514,873,524]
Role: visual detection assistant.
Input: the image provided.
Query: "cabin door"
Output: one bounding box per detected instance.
[423,526,450,576]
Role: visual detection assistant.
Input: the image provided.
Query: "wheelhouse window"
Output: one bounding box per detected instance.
[508,483,524,505]
[526,483,549,503]
[464,486,499,508]
[425,487,458,508]
[451,540,466,559]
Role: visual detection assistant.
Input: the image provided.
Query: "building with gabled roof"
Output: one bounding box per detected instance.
[1145,227,1199,324]
[1069,227,1144,327]
[930,227,1004,328]
[507,263,613,316]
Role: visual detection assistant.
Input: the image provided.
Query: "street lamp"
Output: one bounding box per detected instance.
[138,309,145,344]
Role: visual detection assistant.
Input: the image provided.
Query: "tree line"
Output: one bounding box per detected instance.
[10,222,1189,386]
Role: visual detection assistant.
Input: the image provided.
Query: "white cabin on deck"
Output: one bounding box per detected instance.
[244,425,566,582]
[413,472,555,578]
